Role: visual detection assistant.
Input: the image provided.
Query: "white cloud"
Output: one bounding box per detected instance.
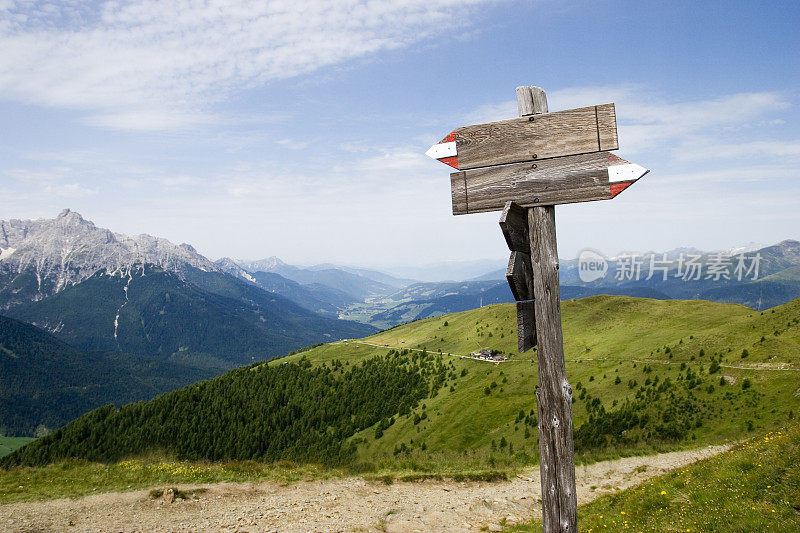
[339,141,372,153]
[461,100,517,124]
[671,139,800,162]
[0,0,501,131]
[347,147,432,176]
[43,182,98,198]
[275,139,309,150]
[5,167,70,182]
[82,109,223,132]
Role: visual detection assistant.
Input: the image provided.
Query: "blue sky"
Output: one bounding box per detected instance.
[1,0,798,268]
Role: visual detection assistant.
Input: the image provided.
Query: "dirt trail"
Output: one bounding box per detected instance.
[1,445,728,532]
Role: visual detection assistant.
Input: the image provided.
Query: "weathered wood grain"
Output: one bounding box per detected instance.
[506,251,533,301]
[452,151,635,215]
[516,300,536,352]
[499,201,529,252]
[453,103,617,170]
[516,86,548,116]
[529,204,577,532]
[450,172,467,214]
[596,104,618,151]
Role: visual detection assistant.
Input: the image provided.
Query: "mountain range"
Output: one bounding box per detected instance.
[212,240,800,329]
[0,209,217,309]
[0,210,375,369]
[217,256,408,301]
[0,210,385,436]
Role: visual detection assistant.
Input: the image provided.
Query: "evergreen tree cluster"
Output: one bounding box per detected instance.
[574,364,760,452]
[2,352,444,468]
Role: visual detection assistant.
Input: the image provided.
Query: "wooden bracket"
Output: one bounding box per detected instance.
[499,201,530,252]
[506,251,533,301]
[500,200,537,352]
[516,300,536,353]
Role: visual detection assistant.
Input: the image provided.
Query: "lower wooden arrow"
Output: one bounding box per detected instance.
[451,152,648,215]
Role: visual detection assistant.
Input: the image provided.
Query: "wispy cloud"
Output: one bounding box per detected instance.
[0,0,501,131]
[43,183,98,198]
[275,139,310,151]
[5,167,71,182]
[670,138,800,162]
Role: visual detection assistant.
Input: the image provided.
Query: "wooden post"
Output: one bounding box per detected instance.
[517,86,578,532]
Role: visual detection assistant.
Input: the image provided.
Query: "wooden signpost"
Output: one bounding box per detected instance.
[426,86,648,532]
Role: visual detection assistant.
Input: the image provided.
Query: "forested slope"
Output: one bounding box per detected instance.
[2,352,447,467]
[0,315,213,436]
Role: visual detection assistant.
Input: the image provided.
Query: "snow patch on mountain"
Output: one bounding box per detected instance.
[113,266,136,343]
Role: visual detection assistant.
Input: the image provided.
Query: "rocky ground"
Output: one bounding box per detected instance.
[0,445,728,532]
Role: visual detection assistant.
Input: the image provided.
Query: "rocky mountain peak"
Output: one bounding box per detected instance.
[229,256,296,275]
[215,257,257,283]
[0,210,220,308]
[255,256,284,268]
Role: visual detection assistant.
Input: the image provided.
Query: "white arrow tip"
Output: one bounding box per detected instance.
[608,163,649,183]
[425,140,457,160]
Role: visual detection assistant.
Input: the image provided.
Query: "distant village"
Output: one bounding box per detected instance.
[470,349,508,362]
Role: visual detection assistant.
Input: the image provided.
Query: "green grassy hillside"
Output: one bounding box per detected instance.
[0,437,34,458]
[281,296,800,468]
[4,296,799,477]
[514,422,800,532]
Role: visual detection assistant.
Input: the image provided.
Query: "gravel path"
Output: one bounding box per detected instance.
[0,445,728,532]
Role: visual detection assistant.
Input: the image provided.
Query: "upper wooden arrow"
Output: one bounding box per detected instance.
[426,103,618,170]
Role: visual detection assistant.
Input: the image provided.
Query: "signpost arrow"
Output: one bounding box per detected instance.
[450,152,648,215]
[426,103,618,170]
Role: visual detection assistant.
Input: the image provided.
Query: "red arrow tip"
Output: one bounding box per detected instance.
[610,180,635,197]
[425,131,459,169]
